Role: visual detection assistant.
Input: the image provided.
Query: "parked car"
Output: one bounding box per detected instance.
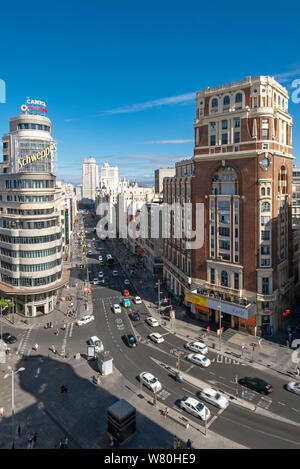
[89,336,104,353]
[239,377,273,394]
[134,296,142,304]
[139,372,162,392]
[98,272,104,279]
[179,397,211,421]
[123,334,137,348]
[198,388,229,409]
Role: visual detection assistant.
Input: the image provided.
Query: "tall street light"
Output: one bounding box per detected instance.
[4,366,25,448]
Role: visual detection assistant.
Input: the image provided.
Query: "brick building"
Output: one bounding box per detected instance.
[163,76,294,335]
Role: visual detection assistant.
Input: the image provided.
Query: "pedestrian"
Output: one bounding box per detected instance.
[177,439,181,449]
[33,432,38,447]
[63,324,66,330]
[27,433,33,449]
[173,435,177,449]
[108,433,114,447]
[63,436,69,449]
[97,372,101,384]
[56,328,59,335]
[59,439,64,449]
[51,344,56,354]
[258,338,262,347]
[163,407,168,420]
[186,439,192,449]
[17,423,21,438]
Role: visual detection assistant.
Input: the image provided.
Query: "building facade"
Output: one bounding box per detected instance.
[155,168,175,195]
[164,76,294,335]
[292,166,300,218]
[0,111,69,317]
[81,157,99,206]
[100,162,119,191]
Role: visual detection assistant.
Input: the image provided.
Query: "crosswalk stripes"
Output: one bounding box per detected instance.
[17,327,33,356]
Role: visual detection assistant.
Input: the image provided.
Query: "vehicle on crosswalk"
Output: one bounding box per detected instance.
[112,304,122,314]
[199,388,229,409]
[179,396,211,421]
[186,353,210,367]
[139,372,162,392]
[76,315,95,326]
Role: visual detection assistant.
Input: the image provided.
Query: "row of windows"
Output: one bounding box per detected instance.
[18,123,50,132]
[6,208,54,216]
[2,219,58,230]
[5,179,54,189]
[0,246,61,258]
[210,119,240,131]
[1,258,61,272]
[5,195,54,203]
[261,187,271,196]
[211,93,243,109]
[0,233,61,244]
[210,268,240,289]
[1,272,61,287]
[210,132,240,146]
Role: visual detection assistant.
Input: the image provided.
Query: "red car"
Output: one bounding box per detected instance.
[123,289,130,297]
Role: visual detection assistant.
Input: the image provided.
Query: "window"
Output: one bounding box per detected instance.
[222,120,228,130]
[262,129,269,140]
[234,131,240,143]
[263,144,269,149]
[234,146,239,152]
[235,93,243,103]
[267,187,270,196]
[221,271,228,287]
[210,122,216,131]
[261,202,270,212]
[219,227,230,236]
[234,118,240,128]
[234,273,239,290]
[211,268,215,284]
[253,97,258,108]
[3,142,8,149]
[219,240,230,250]
[262,277,270,295]
[261,259,271,266]
[261,216,270,226]
[222,133,228,145]
[218,200,230,211]
[210,135,216,146]
[3,155,8,161]
[223,96,230,106]
[3,168,9,173]
[211,98,218,108]
[261,231,270,241]
[261,245,270,255]
[30,124,37,129]
[261,187,265,196]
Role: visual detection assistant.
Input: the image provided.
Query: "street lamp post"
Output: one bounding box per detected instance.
[219,299,222,351]
[4,366,25,448]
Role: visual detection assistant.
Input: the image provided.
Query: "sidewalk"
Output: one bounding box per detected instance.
[113,241,300,382]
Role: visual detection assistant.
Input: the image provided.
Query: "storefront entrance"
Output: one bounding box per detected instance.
[36,305,45,315]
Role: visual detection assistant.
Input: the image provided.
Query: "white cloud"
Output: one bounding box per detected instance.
[276,67,300,84]
[100,91,196,115]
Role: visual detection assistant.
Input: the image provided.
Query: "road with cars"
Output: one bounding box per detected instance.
[78,215,300,449]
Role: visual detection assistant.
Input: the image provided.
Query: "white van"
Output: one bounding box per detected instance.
[89,336,104,353]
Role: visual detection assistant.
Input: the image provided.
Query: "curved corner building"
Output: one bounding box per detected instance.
[0,110,69,317]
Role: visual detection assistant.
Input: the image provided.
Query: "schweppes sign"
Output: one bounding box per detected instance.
[18,143,56,171]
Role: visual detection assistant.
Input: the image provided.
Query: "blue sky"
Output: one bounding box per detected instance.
[1,0,300,185]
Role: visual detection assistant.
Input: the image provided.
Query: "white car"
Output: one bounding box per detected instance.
[146,317,159,327]
[149,333,164,344]
[186,353,211,368]
[88,250,92,255]
[134,296,142,304]
[113,304,121,314]
[112,270,119,277]
[179,397,211,421]
[199,388,229,409]
[124,279,130,285]
[89,336,104,353]
[93,278,98,285]
[76,315,95,326]
[286,381,300,395]
[98,256,103,261]
[139,372,162,393]
[98,272,104,279]
[185,341,208,354]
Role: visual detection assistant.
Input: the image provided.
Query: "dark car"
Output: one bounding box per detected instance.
[239,377,273,394]
[129,312,140,322]
[123,334,137,348]
[1,333,17,344]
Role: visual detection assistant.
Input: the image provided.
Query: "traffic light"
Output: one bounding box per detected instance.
[283,309,291,317]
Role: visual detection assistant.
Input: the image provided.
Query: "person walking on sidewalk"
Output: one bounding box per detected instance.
[17,424,22,438]
[173,435,177,449]
[63,436,69,449]
[186,439,192,449]
[27,433,33,449]
[33,432,38,448]
[177,439,181,449]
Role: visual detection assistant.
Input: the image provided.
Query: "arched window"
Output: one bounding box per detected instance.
[223,96,230,106]
[267,187,270,196]
[235,93,243,103]
[211,98,218,108]
[278,165,287,194]
[261,187,265,196]
[221,271,228,287]
[261,202,270,212]
[212,166,238,196]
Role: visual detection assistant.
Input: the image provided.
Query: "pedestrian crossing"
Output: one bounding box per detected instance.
[17,327,33,356]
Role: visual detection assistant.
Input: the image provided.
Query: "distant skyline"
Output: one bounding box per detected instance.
[1,0,300,185]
